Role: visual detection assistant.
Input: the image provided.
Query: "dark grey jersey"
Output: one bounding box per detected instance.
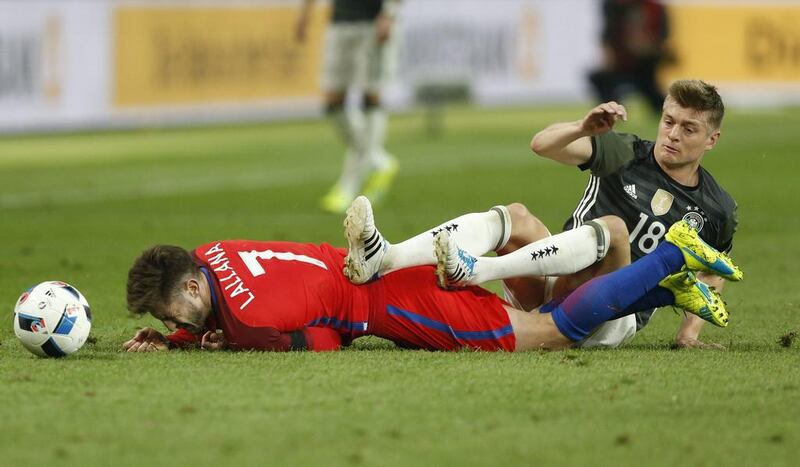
[332,0,384,23]
[562,131,738,328]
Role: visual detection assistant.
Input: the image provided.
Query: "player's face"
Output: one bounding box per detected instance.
[155,280,210,334]
[654,97,720,170]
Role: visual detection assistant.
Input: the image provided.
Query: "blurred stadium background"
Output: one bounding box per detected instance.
[2,1,799,466]
[2,0,799,133]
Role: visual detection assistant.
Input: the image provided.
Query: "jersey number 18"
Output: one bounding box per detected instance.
[629,213,667,254]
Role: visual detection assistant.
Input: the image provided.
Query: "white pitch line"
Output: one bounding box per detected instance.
[0,153,537,210]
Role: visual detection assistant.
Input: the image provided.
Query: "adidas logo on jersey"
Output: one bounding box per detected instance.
[624,184,637,199]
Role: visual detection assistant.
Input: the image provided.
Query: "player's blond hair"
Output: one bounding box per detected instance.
[667,80,725,131]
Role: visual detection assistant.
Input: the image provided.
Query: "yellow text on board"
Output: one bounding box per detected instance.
[662,4,800,83]
[114,6,328,107]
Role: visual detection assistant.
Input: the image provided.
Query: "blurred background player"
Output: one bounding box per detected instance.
[587,0,670,114]
[296,0,401,213]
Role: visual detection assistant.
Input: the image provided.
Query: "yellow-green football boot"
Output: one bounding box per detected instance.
[659,270,728,327]
[665,220,743,281]
[320,184,353,214]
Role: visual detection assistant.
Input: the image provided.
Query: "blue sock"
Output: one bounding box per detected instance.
[625,286,674,313]
[548,241,685,341]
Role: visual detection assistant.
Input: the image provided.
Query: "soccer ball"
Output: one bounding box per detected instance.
[13,281,92,357]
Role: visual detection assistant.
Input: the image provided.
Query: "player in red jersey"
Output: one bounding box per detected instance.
[122,212,740,353]
[123,239,550,352]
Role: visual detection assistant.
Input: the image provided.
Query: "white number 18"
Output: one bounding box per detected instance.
[629,213,667,254]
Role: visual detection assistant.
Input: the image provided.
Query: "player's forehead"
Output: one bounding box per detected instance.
[153,297,184,320]
[661,98,709,128]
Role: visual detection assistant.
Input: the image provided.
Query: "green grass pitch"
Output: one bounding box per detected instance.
[1,104,798,466]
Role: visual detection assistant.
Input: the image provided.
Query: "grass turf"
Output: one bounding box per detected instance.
[1,104,799,466]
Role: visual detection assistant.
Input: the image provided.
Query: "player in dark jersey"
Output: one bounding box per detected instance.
[121,212,742,353]
[517,79,736,349]
[295,0,400,213]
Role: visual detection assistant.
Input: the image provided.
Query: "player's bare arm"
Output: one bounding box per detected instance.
[530,101,628,165]
[122,327,170,352]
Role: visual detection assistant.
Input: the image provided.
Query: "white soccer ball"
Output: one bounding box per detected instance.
[13,281,92,357]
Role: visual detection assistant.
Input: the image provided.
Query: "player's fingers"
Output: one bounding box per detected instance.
[152,340,168,351]
[586,109,610,127]
[203,331,224,350]
[599,102,619,114]
[204,341,218,350]
[200,331,212,349]
[600,102,626,120]
[588,105,609,118]
[616,104,628,121]
[123,338,146,351]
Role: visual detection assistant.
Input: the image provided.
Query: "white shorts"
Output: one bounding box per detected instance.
[503,277,637,349]
[322,22,397,93]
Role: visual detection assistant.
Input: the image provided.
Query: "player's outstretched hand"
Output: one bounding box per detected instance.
[580,101,627,136]
[201,331,227,351]
[673,337,727,351]
[122,327,170,352]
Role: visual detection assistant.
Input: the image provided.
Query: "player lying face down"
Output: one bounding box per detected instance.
[123,205,741,353]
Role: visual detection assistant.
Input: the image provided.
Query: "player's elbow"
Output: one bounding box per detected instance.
[530,132,554,159]
[529,133,545,155]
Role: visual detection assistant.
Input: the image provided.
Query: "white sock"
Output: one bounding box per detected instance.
[365,108,392,170]
[469,221,608,284]
[331,108,367,195]
[382,206,511,273]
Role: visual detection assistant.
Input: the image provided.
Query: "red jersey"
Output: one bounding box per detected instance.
[167,240,370,351]
[166,240,516,352]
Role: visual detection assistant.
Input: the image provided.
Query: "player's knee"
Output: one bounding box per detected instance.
[589,215,630,264]
[506,202,532,226]
[597,215,629,247]
[507,203,545,233]
[503,203,549,252]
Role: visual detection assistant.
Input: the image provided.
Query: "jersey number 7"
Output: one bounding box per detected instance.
[238,249,328,277]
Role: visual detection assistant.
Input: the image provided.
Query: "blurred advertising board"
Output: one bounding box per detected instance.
[0,1,110,132]
[662,1,800,105]
[114,5,325,106]
[1,0,798,134]
[390,0,598,105]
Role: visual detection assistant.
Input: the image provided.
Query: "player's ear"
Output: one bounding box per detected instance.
[186,278,200,298]
[705,129,720,151]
